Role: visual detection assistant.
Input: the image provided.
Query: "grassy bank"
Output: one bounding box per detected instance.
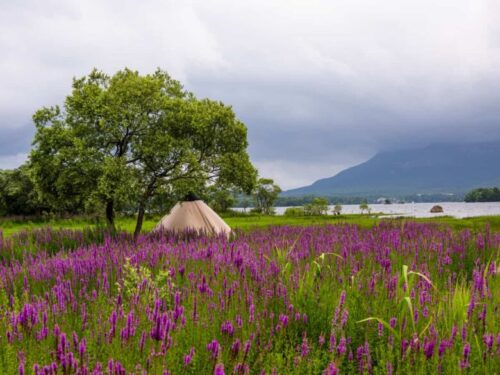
[2,213,500,237]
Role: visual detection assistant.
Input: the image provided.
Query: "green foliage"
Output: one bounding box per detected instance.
[29,68,257,233]
[275,195,370,207]
[118,258,153,298]
[303,197,329,215]
[284,207,305,216]
[332,203,342,215]
[5,213,500,240]
[0,226,117,263]
[207,185,236,213]
[359,201,370,214]
[464,187,500,202]
[119,258,175,307]
[253,178,281,215]
[0,166,45,216]
[275,193,465,207]
[446,281,470,328]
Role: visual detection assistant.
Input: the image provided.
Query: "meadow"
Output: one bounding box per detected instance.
[0,216,499,374]
[3,213,500,237]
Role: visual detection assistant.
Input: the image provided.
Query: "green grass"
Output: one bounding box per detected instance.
[1,213,500,238]
[224,214,382,230]
[0,217,96,237]
[413,214,500,231]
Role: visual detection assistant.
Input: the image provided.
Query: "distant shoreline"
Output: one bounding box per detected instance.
[233,201,500,218]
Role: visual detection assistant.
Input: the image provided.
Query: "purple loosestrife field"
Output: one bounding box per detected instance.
[0,222,499,374]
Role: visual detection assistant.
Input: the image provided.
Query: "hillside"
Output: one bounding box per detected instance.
[283,142,500,197]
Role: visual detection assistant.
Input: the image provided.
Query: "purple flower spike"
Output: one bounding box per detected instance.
[207,339,221,359]
[184,347,195,366]
[323,362,338,375]
[424,340,435,359]
[214,363,225,375]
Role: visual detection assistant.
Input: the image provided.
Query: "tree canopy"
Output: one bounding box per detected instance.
[0,166,45,216]
[30,68,257,235]
[304,197,329,215]
[464,187,500,202]
[332,203,342,215]
[359,201,370,214]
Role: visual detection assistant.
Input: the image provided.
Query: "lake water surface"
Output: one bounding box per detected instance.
[238,202,500,218]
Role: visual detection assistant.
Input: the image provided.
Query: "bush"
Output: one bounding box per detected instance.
[250,207,276,215]
[304,197,329,215]
[284,207,305,216]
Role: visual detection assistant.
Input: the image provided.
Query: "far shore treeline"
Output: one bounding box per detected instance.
[464,187,500,202]
[271,193,466,207]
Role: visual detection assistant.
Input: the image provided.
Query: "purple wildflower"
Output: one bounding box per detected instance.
[279,314,289,327]
[221,320,235,337]
[337,336,347,355]
[322,362,338,375]
[214,363,225,375]
[483,334,494,352]
[339,290,346,307]
[318,334,325,346]
[207,339,221,359]
[184,347,195,366]
[460,343,471,369]
[424,339,435,359]
[300,336,309,357]
[231,339,241,356]
[234,363,249,374]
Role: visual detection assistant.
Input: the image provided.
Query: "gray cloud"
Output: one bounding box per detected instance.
[0,124,34,156]
[1,0,500,188]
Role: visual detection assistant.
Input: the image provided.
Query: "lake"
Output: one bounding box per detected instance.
[236,202,500,218]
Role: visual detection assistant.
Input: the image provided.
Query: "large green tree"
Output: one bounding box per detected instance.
[30,68,257,235]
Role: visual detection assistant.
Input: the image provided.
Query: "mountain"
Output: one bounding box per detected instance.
[283,142,500,197]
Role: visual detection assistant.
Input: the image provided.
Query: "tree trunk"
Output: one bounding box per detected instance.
[105,199,115,230]
[134,203,145,240]
[134,181,156,240]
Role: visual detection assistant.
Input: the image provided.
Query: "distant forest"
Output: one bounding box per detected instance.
[235,193,465,207]
[464,187,500,202]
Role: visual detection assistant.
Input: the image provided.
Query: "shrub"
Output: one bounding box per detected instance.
[284,207,305,216]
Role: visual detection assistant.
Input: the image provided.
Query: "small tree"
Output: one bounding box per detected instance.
[253,178,281,215]
[359,201,369,214]
[304,197,329,215]
[315,197,329,215]
[332,203,342,215]
[241,198,251,212]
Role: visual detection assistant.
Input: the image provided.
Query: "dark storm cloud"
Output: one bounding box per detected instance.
[190,72,500,167]
[1,0,500,188]
[0,124,34,156]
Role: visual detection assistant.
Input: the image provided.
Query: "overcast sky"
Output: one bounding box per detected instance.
[1,0,500,189]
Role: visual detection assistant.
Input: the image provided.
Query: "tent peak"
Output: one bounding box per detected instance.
[183,192,200,202]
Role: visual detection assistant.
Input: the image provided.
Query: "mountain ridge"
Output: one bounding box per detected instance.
[282,141,500,197]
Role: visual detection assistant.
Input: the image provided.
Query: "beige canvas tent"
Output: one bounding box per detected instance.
[154,193,231,237]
